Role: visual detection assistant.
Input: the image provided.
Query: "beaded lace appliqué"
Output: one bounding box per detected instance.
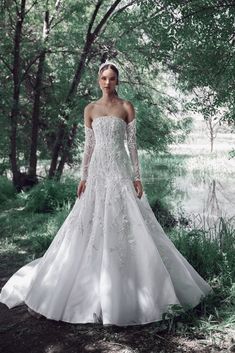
[80,126,95,181]
[126,119,141,181]
[79,117,140,270]
[80,117,141,182]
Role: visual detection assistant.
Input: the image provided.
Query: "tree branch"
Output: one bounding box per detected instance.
[25,0,38,16]
[49,0,63,28]
[92,0,122,39]
[21,53,44,82]
[112,0,138,18]
[87,0,104,36]
[174,3,235,24]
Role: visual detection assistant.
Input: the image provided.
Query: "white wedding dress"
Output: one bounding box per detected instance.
[0,116,212,326]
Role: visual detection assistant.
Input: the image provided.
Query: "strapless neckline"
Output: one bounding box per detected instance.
[91,116,127,126]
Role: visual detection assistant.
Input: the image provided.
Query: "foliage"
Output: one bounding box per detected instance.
[160,221,235,339]
[170,219,235,282]
[0,176,17,204]
[229,148,235,159]
[3,0,235,188]
[25,177,77,213]
[164,0,235,125]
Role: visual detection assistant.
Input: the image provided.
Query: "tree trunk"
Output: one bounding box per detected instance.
[210,135,214,153]
[56,122,78,179]
[27,5,51,183]
[9,0,26,191]
[208,118,214,153]
[28,50,46,182]
[48,0,122,179]
[48,40,92,179]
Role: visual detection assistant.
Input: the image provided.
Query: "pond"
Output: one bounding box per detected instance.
[140,125,235,229]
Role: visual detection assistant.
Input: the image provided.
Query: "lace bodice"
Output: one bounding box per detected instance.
[80,116,141,182]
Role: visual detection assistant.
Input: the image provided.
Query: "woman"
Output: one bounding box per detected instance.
[0,60,212,326]
[77,61,143,200]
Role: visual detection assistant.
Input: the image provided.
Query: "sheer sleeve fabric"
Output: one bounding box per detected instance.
[126,119,141,181]
[80,126,95,181]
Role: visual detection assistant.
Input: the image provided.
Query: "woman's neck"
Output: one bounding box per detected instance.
[99,92,117,104]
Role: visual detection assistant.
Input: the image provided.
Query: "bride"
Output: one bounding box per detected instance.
[0,60,212,326]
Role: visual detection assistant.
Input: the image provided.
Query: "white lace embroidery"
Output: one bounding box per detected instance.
[126,119,141,181]
[80,126,95,181]
[84,179,136,272]
[80,118,141,182]
[79,117,139,269]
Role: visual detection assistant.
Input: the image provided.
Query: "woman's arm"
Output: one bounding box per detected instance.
[80,105,95,181]
[125,101,141,182]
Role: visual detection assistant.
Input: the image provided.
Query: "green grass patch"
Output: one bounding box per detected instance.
[0,176,17,204]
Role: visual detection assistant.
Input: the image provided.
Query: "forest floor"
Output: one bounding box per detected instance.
[0,252,234,353]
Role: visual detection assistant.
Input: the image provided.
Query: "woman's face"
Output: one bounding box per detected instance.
[98,67,118,94]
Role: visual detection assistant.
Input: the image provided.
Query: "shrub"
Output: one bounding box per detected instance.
[0,176,17,204]
[25,177,77,213]
[170,219,235,281]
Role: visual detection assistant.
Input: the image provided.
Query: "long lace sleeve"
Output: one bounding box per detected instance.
[80,126,95,181]
[126,119,141,181]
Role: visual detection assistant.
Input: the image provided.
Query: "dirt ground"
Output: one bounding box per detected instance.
[0,253,233,353]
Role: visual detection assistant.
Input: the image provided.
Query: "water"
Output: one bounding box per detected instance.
[141,116,235,228]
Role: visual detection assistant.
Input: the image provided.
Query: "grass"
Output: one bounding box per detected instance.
[0,142,234,347]
[0,179,234,343]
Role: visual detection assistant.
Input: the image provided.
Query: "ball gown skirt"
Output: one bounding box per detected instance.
[0,116,212,326]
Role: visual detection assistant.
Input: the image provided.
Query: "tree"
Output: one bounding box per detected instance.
[1,0,186,189]
[28,0,63,183]
[9,0,27,191]
[1,0,234,190]
[162,0,235,125]
[188,87,228,152]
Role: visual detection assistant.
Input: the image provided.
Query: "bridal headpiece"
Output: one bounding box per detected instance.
[98,60,119,74]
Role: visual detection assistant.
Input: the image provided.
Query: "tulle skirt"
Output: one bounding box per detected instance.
[0,177,212,326]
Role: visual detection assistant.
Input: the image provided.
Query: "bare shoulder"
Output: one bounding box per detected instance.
[123,100,135,122]
[123,100,135,111]
[84,102,95,127]
[84,102,96,115]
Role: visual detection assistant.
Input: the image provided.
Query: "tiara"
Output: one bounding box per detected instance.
[98,60,119,74]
